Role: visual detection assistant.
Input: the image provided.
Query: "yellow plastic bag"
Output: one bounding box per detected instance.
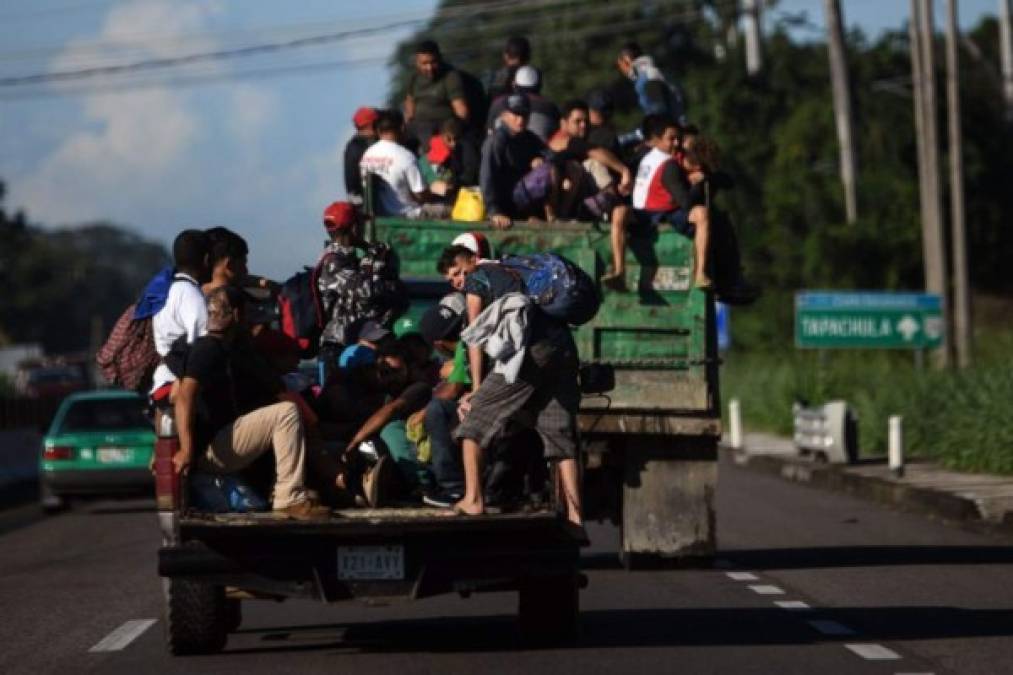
[451,187,485,222]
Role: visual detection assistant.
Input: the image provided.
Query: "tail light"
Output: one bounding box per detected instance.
[154,421,181,512]
[44,446,74,460]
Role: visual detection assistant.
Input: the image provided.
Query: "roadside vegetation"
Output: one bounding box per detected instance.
[723,295,1013,474]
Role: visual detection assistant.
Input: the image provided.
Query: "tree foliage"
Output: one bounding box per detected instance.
[0,181,171,353]
[389,1,1012,346]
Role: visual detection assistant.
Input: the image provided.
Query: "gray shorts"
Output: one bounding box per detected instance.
[454,340,580,460]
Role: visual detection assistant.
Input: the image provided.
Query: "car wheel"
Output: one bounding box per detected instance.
[163,577,229,655]
[39,481,66,514]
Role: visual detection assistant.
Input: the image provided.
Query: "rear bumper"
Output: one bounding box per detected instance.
[160,511,582,602]
[42,468,152,496]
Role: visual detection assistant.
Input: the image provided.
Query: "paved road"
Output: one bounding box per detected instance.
[1,454,1011,674]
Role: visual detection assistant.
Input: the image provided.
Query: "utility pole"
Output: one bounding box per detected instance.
[742,0,763,75]
[1001,0,1013,118]
[945,0,972,368]
[824,0,858,223]
[910,0,951,367]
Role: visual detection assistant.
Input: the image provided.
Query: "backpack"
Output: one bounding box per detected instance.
[95,267,189,392]
[278,255,330,358]
[499,253,602,326]
[511,163,553,214]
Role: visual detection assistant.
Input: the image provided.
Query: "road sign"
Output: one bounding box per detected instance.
[795,291,944,349]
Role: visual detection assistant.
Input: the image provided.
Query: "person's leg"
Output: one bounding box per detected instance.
[531,344,583,525]
[556,458,582,525]
[456,437,485,515]
[209,401,309,510]
[425,397,463,493]
[689,204,712,288]
[602,204,630,290]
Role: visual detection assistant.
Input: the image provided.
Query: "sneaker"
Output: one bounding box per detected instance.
[600,270,628,292]
[362,455,399,508]
[274,499,331,521]
[422,489,463,509]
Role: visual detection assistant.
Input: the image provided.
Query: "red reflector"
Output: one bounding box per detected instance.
[44,446,74,460]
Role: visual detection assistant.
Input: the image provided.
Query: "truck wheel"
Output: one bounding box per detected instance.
[224,598,242,633]
[164,577,229,655]
[517,574,579,646]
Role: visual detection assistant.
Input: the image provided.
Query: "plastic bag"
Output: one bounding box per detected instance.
[451,187,485,222]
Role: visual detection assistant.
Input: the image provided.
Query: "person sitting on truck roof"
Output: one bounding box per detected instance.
[173,286,330,520]
[480,94,556,228]
[486,65,559,144]
[404,40,470,149]
[488,35,538,101]
[344,106,379,202]
[417,117,480,195]
[435,245,583,526]
[586,89,620,155]
[150,230,211,406]
[630,114,712,289]
[360,109,451,219]
[616,42,687,125]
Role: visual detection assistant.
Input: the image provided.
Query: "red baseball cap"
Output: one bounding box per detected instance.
[323,201,358,232]
[352,106,378,130]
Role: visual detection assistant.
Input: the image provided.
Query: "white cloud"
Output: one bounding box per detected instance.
[13,1,219,224]
[228,85,279,143]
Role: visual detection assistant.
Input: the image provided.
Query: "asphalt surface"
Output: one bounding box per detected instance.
[1,454,1011,674]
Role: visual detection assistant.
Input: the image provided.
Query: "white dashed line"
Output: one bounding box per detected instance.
[774,600,811,610]
[748,584,785,595]
[844,643,902,660]
[89,619,157,653]
[806,619,856,636]
[726,572,758,581]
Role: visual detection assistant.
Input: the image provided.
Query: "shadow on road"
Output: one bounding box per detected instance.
[722,545,1013,570]
[221,605,1013,655]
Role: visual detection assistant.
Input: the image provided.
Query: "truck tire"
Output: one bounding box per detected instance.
[224,598,242,633]
[517,574,579,646]
[164,577,229,655]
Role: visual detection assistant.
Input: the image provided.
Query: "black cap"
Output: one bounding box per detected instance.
[356,320,391,344]
[419,295,465,345]
[505,93,530,116]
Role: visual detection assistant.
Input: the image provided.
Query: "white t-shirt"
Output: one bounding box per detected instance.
[360,139,426,218]
[150,273,207,393]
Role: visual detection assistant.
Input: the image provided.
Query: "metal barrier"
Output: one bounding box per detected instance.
[792,400,858,464]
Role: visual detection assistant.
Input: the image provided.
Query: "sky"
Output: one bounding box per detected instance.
[0,0,1001,280]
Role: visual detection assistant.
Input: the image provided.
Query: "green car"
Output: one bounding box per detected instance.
[40,389,156,512]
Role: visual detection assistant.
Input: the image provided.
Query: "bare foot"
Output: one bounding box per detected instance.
[694,275,713,289]
[453,497,484,516]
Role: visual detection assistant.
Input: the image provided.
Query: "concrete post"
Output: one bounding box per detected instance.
[729,398,743,450]
[889,415,905,478]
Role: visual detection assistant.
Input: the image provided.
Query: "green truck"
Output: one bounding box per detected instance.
[156,213,719,654]
[373,215,721,564]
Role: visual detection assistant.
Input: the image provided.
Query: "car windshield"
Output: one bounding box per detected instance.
[59,398,150,433]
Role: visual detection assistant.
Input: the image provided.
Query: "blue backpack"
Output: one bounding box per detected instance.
[500,253,601,326]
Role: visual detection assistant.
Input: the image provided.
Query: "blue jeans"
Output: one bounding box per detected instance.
[424,397,464,493]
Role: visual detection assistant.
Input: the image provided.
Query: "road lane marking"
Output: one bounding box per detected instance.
[775,600,811,610]
[845,643,901,660]
[806,619,856,636]
[747,584,785,595]
[89,619,157,652]
[726,572,758,581]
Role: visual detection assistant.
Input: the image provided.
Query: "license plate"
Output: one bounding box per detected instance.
[97,447,131,463]
[651,265,691,291]
[337,545,404,580]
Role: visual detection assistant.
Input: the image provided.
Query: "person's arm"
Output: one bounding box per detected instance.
[451,97,469,122]
[404,94,415,123]
[173,376,199,475]
[662,161,691,209]
[587,146,633,195]
[345,398,406,453]
[466,293,484,390]
[445,70,469,122]
[479,135,500,216]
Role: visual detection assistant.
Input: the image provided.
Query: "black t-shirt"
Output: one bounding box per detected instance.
[184,336,238,450]
[462,263,524,306]
[395,381,432,417]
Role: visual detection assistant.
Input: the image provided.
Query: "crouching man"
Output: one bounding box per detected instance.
[437,246,583,527]
[173,286,329,520]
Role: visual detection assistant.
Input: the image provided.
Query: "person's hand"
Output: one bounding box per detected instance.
[430,180,449,197]
[617,169,633,196]
[490,214,512,229]
[407,409,426,429]
[531,156,544,169]
[172,448,192,476]
[457,392,474,421]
